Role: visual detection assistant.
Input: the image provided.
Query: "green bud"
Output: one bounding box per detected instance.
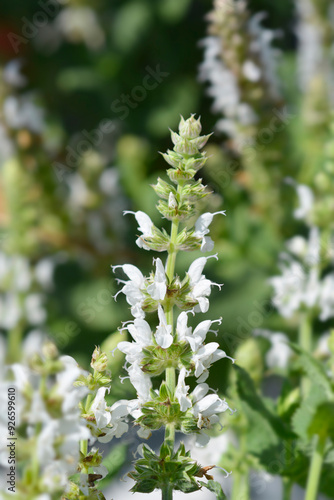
[42,340,59,360]
[161,150,183,168]
[179,115,202,138]
[91,346,108,373]
[152,177,177,200]
[167,167,196,183]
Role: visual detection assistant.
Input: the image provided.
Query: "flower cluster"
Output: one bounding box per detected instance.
[0,333,90,500]
[199,0,281,143]
[113,116,234,495]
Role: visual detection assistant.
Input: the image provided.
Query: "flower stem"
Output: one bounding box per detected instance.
[162,483,173,500]
[161,218,180,500]
[298,312,312,396]
[305,434,326,500]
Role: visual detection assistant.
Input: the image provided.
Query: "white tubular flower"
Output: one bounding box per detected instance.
[112,263,146,318]
[187,255,222,313]
[124,210,154,250]
[254,329,292,370]
[194,211,226,252]
[91,387,111,429]
[294,184,314,221]
[190,383,232,446]
[147,258,167,300]
[175,367,192,412]
[128,362,152,403]
[155,305,173,348]
[192,342,233,383]
[118,318,153,364]
[319,273,334,321]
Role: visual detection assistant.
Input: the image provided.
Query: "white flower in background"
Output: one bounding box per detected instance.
[269,257,321,318]
[3,59,27,88]
[194,211,226,252]
[55,7,105,50]
[248,12,281,99]
[316,332,331,357]
[147,258,167,300]
[187,255,222,313]
[295,0,324,92]
[113,263,146,318]
[294,184,314,221]
[124,210,154,250]
[3,94,44,133]
[155,305,173,348]
[319,273,334,321]
[254,329,292,369]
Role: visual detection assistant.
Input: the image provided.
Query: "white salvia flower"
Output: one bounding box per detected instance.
[190,383,233,446]
[294,184,314,221]
[192,342,231,383]
[3,59,27,88]
[175,367,192,412]
[91,387,112,428]
[242,60,262,82]
[316,332,331,357]
[194,211,226,252]
[254,329,292,370]
[187,255,222,313]
[128,362,152,403]
[155,305,173,348]
[270,257,321,318]
[118,318,153,364]
[3,94,44,133]
[55,7,105,50]
[319,273,334,321]
[113,263,146,318]
[124,210,154,250]
[25,293,46,324]
[147,258,167,300]
[34,258,56,290]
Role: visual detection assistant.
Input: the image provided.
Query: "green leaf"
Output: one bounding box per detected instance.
[289,342,333,397]
[234,365,295,470]
[292,384,328,441]
[199,480,228,499]
[308,402,334,440]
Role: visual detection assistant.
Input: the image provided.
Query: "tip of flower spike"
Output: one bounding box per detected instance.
[178,114,202,138]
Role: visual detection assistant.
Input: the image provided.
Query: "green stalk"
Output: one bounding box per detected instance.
[231,435,249,500]
[305,434,326,500]
[79,393,93,472]
[298,312,312,396]
[161,217,179,500]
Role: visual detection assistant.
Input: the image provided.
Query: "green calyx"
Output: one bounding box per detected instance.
[141,341,192,376]
[129,442,203,494]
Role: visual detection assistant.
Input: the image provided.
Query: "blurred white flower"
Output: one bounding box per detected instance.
[4,94,44,133]
[55,7,105,50]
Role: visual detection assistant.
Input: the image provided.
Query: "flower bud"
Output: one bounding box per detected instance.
[179,115,202,138]
[91,346,108,373]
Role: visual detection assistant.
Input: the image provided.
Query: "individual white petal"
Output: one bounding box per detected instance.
[155,305,173,348]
